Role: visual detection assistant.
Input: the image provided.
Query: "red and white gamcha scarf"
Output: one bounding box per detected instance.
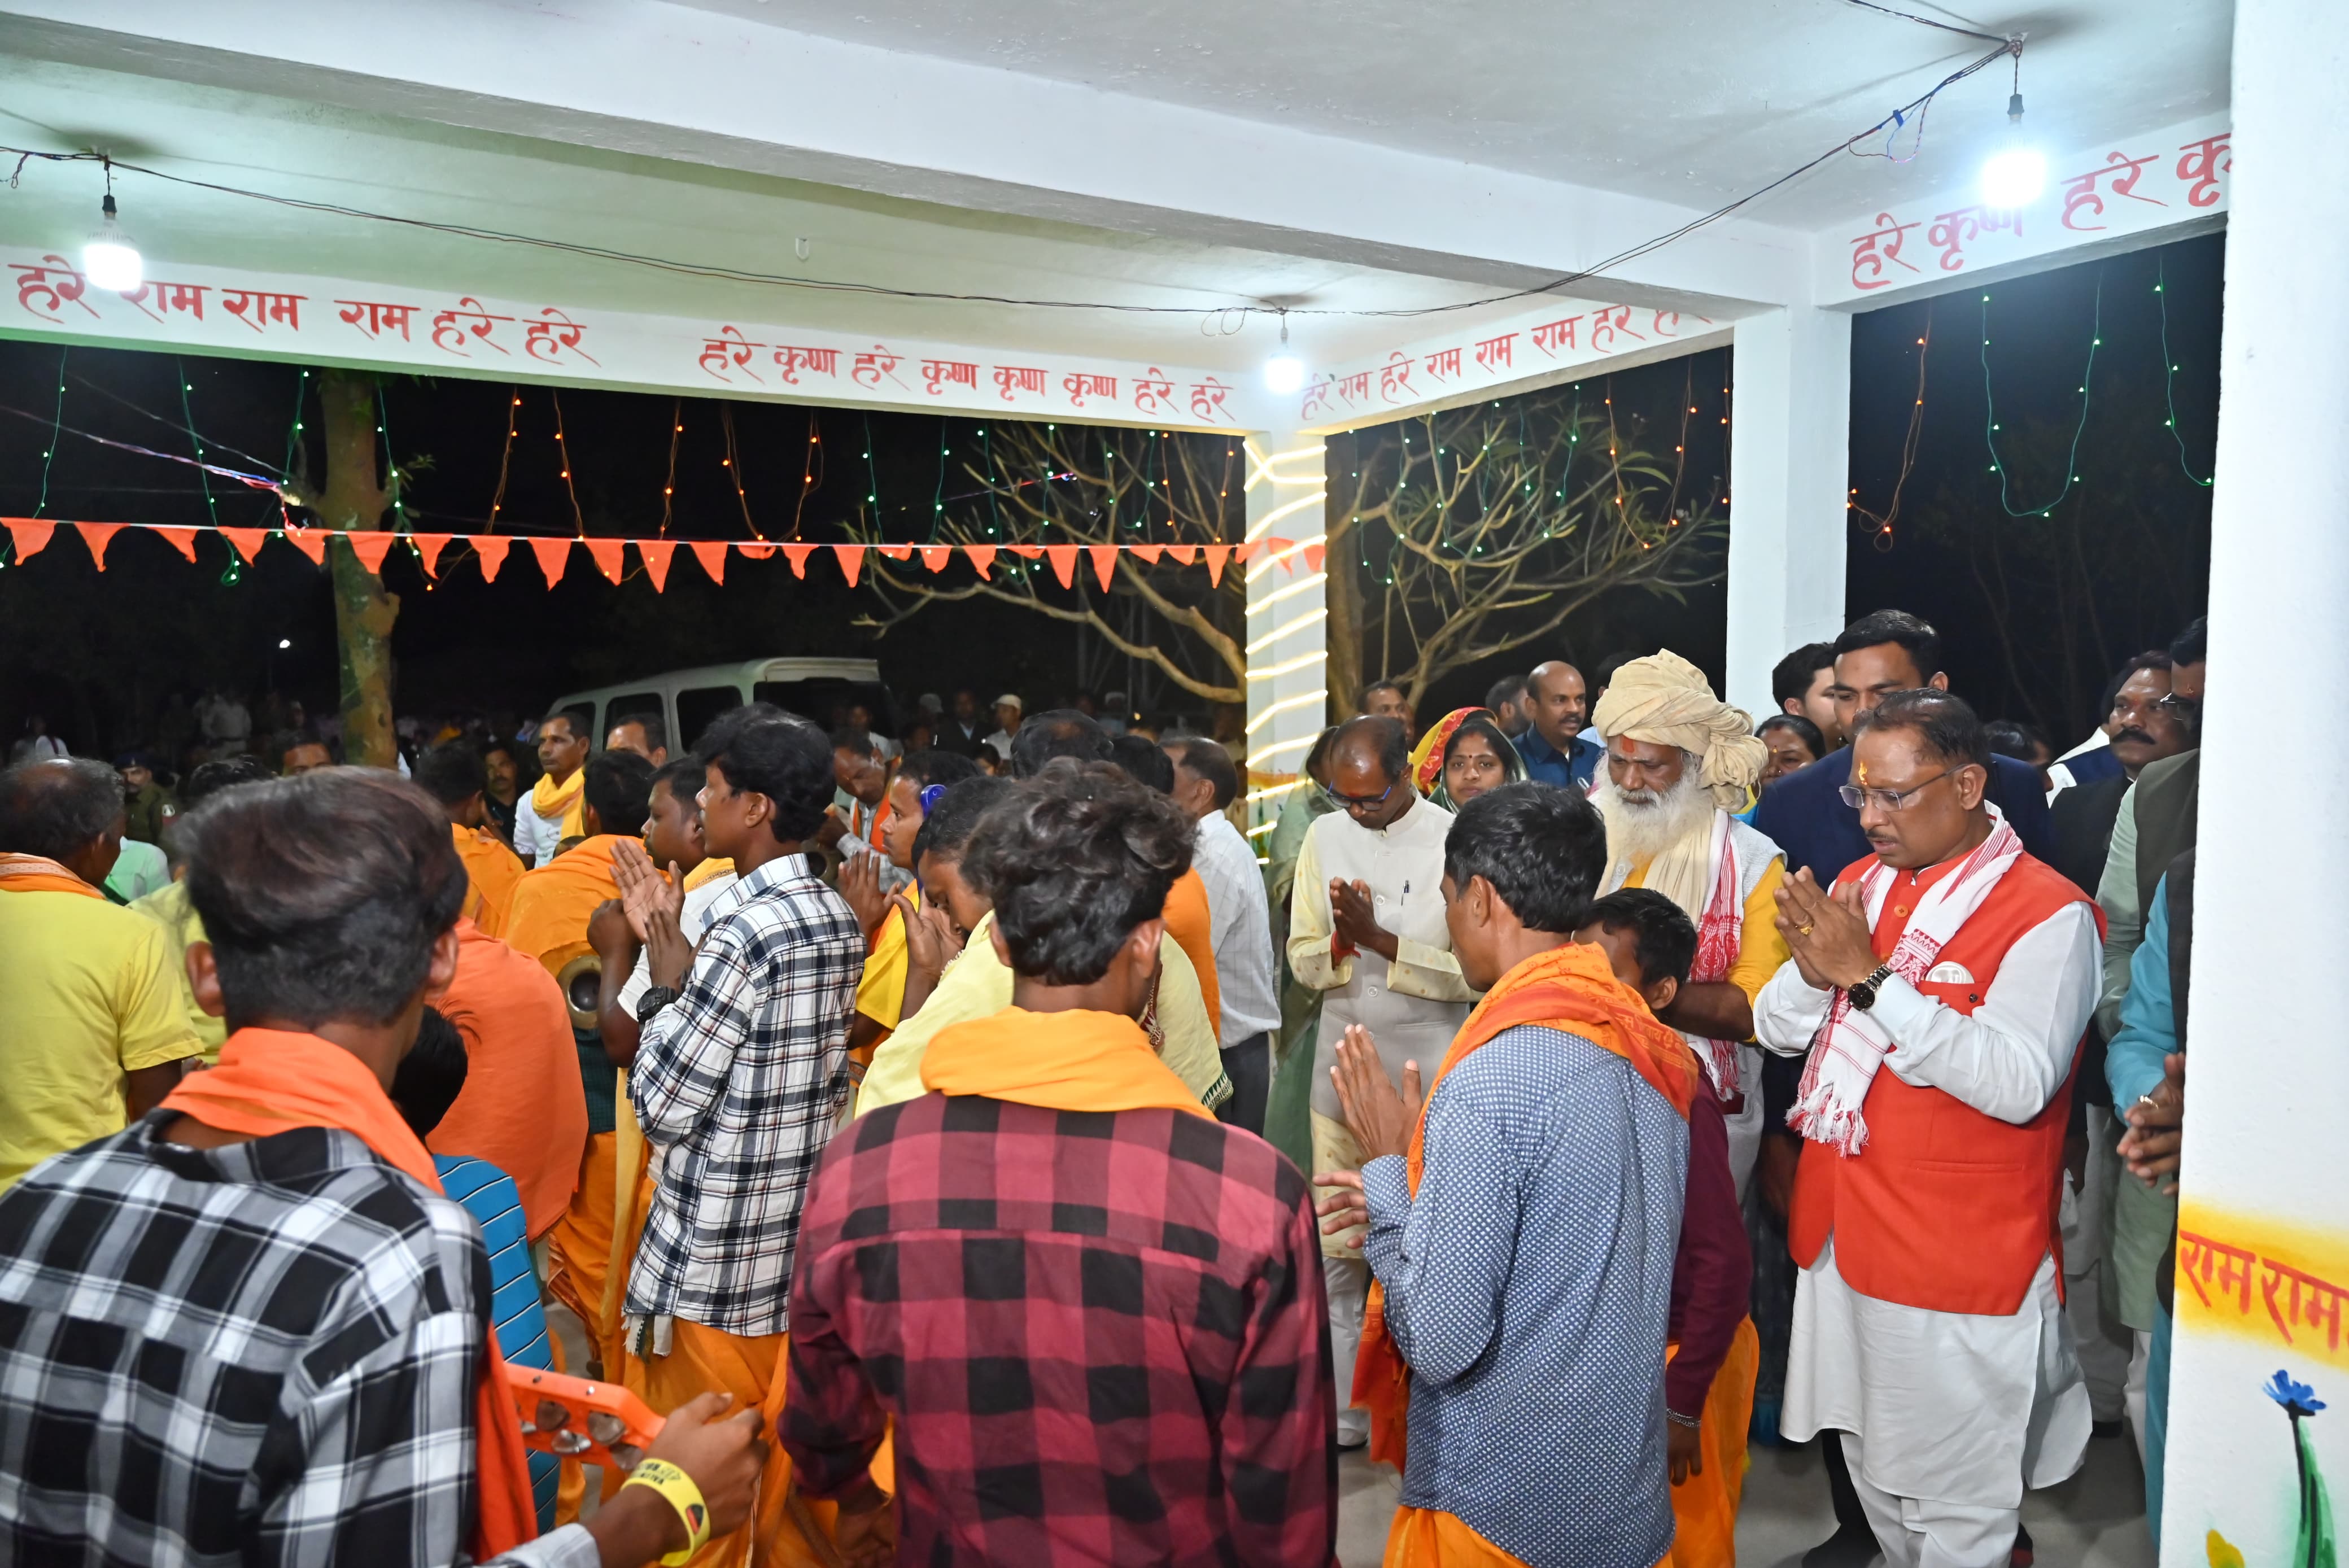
[1789,806,2024,1156]
[1603,811,1747,1100]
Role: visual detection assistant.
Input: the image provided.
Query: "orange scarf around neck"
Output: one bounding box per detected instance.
[1355,941,1699,1471]
[158,1027,539,1559]
[921,1007,1214,1120]
[501,834,626,975]
[0,851,103,898]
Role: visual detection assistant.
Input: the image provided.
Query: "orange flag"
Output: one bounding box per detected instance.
[1085,544,1117,590]
[344,531,398,574]
[1128,543,1164,565]
[283,528,328,566]
[1042,543,1078,587]
[688,539,727,585]
[877,544,913,561]
[412,534,455,578]
[1302,540,1328,573]
[1202,543,1233,586]
[639,539,675,592]
[1165,543,1197,565]
[582,538,626,585]
[150,525,200,561]
[219,526,269,564]
[5,518,54,562]
[527,535,573,585]
[833,544,864,587]
[473,534,512,583]
[919,544,953,572]
[781,543,817,579]
[77,521,125,570]
[738,542,776,560]
[964,543,996,578]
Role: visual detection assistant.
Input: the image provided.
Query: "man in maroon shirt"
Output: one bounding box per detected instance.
[781,760,1338,1565]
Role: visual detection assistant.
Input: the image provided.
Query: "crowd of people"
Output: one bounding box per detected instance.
[0,602,2202,1567]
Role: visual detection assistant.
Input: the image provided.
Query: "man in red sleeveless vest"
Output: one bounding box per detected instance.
[1755,690,2101,1568]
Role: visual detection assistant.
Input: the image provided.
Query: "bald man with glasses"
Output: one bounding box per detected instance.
[1285,715,1476,1450]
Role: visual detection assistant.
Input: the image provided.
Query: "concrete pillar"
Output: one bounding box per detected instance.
[1241,431,1330,849]
[2159,5,2349,1562]
[1723,307,1852,719]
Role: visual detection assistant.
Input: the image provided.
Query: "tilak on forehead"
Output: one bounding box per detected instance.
[1856,760,1869,786]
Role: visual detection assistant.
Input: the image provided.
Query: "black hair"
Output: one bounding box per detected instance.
[610,710,667,755]
[688,700,790,758]
[1484,673,1530,713]
[582,750,655,837]
[1833,610,1942,680]
[1166,736,1241,811]
[1442,782,1608,932]
[649,755,708,798]
[181,755,272,810]
[414,742,487,806]
[390,1004,469,1138]
[1579,887,1698,990]
[1108,732,1176,793]
[1857,688,1991,770]
[1440,713,1517,774]
[181,770,465,1029]
[1756,712,1827,761]
[911,774,1018,867]
[1009,709,1112,779]
[697,711,835,842]
[898,749,979,792]
[1771,641,1839,709]
[963,759,1195,986]
[1983,719,2050,763]
[1329,714,1409,785]
[0,757,125,858]
[1359,679,1405,709]
[828,724,875,757]
[2168,615,2207,667]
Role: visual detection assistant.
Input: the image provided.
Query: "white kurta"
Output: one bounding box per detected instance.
[1286,798,1474,1121]
[513,796,567,869]
[1752,899,2101,1510]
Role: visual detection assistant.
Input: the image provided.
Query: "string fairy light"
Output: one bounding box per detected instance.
[488,387,519,529]
[1979,269,2103,518]
[717,403,765,540]
[2155,255,2215,489]
[1851,308,1935,548]
[660,399,682,536]
[549,389,586,538]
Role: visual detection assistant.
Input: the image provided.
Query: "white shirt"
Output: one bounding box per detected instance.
[1753,898,2100,1508]
[1191,812,1282,1045]
[513,796,568,869]
[617,870,744,1017]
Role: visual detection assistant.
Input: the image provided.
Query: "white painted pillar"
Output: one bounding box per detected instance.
[1241,431,1330,851]
[1723,307,1852,719]
[2159,5,2349,1562]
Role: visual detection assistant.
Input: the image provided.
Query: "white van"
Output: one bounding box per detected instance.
[547,657,892,756]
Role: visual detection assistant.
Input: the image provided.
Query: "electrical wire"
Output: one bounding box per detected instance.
[0,396,282,490]
[1840,0,2013,46]
[0,34,2024,328]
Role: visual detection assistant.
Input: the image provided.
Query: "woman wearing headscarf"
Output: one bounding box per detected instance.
[1409,707,1529,812]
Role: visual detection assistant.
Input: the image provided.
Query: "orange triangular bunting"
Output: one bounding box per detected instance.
[528,535,574,585]
[583,538,626,585]
[1232,540,1267,566]
[1202,544,1233,587]
[964,544,996,579]
[1042,544,1078,588]
[1008,544,1045,559]
[1128,543,1164,565]
[344,531,399,574]
[738,543,777,560]
[920,545,954,573]
[833,544,864,588]
[150,525,200,561]
[781,543,817,579]
[1085,544,1117,591]
[473,534,512,583]
[639,540,675,592]
[1302,540,1328,574]
[283,528,328,566]
[5,518,54,562]
[77,522,125,571]
[412,534,455,578]
[688,540,727,585]
[1262,538,1293,572]
[1165,543,1197,565]
[219,526,269,564]
[877,544,913,561]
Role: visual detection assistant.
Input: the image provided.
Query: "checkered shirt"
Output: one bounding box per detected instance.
[781,1094,1338,1565]
[0,1118,595,1568]
[628,854,865,1336]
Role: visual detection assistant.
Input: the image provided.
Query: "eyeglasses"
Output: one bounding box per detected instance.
[1837,768,1953,812]
[1330,780,1398,810]
[2155,693,2202,722]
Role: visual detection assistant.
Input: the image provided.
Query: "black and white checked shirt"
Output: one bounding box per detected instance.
[0,1117,595,1568]
[628,854,864,1336]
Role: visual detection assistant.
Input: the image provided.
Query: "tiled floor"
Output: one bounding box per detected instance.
[1337,1430,2156,1566]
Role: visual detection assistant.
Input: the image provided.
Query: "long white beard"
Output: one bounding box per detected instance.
[1595,766,1715,874]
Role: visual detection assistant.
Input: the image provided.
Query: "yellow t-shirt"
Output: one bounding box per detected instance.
[1,890,204,1189]
[853,885,920,1032]
[1625,856,1791,1006]
[130,878,228,1060]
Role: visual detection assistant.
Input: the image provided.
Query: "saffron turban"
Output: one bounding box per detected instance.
[1590,650,1768,811]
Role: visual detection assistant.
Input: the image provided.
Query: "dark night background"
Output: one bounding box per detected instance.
[0,231,2220,760]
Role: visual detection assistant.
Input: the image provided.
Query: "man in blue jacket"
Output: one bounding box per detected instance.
[1752,609,2054,882]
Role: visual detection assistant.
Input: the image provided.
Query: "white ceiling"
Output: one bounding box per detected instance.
[682,0,2231,228]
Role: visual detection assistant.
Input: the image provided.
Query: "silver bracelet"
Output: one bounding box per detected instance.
[1665,1408,1701,1430]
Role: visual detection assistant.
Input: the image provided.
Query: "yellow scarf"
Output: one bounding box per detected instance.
[528,768,586,840]
[922,1007,1213,1119]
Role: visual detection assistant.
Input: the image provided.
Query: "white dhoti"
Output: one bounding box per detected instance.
[1785,1239,2090,1563]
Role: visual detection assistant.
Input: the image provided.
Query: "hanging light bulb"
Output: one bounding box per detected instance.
[1263,312,1305,395]
[84,187,143,292]
[1979,46,2045,210]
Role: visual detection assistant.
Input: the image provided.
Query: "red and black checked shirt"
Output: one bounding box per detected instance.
[781,1093,1338,1566]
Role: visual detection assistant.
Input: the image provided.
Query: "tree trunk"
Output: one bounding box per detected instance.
[1323,433,1365,724]
[317,370,398,768]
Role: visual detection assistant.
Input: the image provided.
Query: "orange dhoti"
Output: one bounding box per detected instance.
[1662,1317,1759,1568]
[544,1132,619,1370]
[632,1321,829,1568]
[1385,1508,1533,1566]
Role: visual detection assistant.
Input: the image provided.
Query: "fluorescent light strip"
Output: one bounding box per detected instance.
[1244,781,1307,812]
[1245,733,1317,768]
[1247,649,1327,682]
[1243,490,1327,543]
[1248,534,1326,583]
[1245,606,1326,655]
[1245,442,1326,493]
[1248,571,1328,613]
[1244,689,1328,737]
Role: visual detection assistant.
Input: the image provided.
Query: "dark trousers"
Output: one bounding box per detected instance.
[1215,1032,1270,1137]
